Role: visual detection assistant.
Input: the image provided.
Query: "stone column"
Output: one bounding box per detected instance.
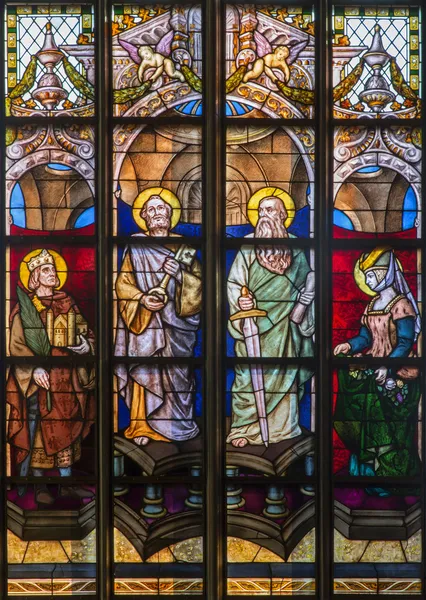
[141,485,167,519]
[185,465,203,508]
[237,7,258,67]
[113,450,129,497]
[262,485,289,518]
[226,466,245,509]
[301,451,315,496]
[170,7,192,68]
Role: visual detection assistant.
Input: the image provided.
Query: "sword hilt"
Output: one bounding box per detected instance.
[229,286,267,322]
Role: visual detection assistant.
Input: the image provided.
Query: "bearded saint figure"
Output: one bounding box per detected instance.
[227,195,315,447]
[7,249,95,505]
[114,193,202,446]
[333,248,421,487]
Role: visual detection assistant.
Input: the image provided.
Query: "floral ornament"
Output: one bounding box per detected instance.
[378,378,408,406]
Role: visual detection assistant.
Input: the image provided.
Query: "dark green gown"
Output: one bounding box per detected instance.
[334,295,421,480]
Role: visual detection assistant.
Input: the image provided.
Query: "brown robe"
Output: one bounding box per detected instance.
[7,290,95,470]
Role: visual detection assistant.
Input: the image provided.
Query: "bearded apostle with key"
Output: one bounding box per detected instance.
[114,188,202,446]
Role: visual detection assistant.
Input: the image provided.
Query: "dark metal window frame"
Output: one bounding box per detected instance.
[0,0,425,599]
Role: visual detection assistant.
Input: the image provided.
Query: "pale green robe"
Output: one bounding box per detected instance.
[227,241,314,445]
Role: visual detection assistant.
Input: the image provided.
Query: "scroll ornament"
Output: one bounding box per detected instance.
[225,63,314,105]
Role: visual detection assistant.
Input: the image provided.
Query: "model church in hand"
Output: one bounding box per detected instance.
[46,307,88,347]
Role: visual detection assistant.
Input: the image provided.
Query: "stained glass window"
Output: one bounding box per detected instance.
[3,3,97,595]
[0,1,425,599]
[330,5,424,597]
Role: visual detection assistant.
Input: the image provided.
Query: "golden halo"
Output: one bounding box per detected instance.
[19,249,68,291]
[247,187,295,229]
[354,254,403,297]
[132,187,181,232]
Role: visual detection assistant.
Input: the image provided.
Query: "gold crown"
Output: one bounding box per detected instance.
[28,249,55,272]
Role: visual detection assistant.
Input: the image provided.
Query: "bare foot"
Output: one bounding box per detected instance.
[231,438,248,448]
[134,436,149,446]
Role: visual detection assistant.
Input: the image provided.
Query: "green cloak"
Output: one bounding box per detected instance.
[334,368,421,478]
[227,244,314,430]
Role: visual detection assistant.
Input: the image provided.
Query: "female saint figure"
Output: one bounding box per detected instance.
[333,248,421,486]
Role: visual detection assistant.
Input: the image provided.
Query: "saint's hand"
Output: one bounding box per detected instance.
[141,293,166,311]
[299,289,315,306]
[238,292,255,311]
[163,258,182,282]
[33,367,50,390]
[333,343,350,356]
[67,334,91,355]
[375,366,388,385]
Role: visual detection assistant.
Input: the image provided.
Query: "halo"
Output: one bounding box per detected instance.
[247,187,295,229]
[132,187,181,232]
[354,255,403,297]
[19,249,68,291]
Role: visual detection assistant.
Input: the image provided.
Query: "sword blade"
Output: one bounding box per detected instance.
[242,317,269,446]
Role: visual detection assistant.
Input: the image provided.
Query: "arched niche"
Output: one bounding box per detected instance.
[334,164,419,234]
[7,158,94,232]
[115,126,202,215]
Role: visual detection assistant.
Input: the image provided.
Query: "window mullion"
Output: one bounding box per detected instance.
[96,0,113,598]
[204,0,226,598]
[421,1,426,595]
[0,1,9,597]
[316,0,334,598]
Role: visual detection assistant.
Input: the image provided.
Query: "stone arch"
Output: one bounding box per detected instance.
[289,156,310,211]
[113,124,146,185]
[334,152,421,212]
[6,149,94,205]
[176,166,203,224]
[228,500,315,560]
[283,126,315,190]
[225,166,252,226]
[114,499,203,561]
[385,172,410,233]
[334,182,376,233]
[66,196,95,229]
[334,162,420,234]
[6,153,94,233]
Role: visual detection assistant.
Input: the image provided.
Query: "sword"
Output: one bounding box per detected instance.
[230,286,269,447]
